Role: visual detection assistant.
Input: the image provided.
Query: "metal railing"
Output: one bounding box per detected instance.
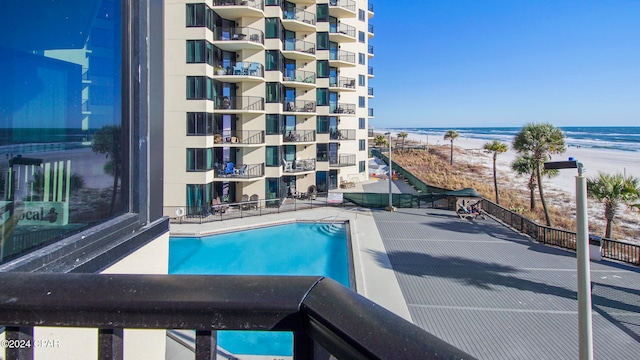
[284,158,316,173]
[213,162,264,179]
[368,66,374,76]
[217,61,264,77]
[330,154,356,167]
[283,69,316,84]
[330,76,356,89]
[0,273,474,360]
[368,1,374,12]
[283,7,316,25]
[368,107,374,117]
[283,129,316,142]
[368,23,374,34]
[330,22,356,38]
[215,96,264,111]
[368,45,374,55]
[330,0,356,12]
[330,49,355,63]
[368,128,374,137]
[330,128,356,140]
[284,39,316,54]
[213,130,264,144]
[212,0,264,11]
[285,100,316,113]
[333,103,355,114]
[368,86,374,96]
[212,26,264,44]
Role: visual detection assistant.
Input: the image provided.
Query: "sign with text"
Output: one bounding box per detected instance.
[0,201,69,226]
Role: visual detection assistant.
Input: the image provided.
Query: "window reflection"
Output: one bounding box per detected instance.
[0,0,124,262]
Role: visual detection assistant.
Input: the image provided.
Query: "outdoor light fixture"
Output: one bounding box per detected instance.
[544,157,592,360]
[384,132,395,212]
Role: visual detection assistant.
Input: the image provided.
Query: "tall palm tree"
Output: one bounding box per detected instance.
[483,140,508,204]
[587,173,640,239]
[512,123,566,226]
[373,134,388,148]
[443,130,459,165]
[397,131,408,150]
[511,155,559,211]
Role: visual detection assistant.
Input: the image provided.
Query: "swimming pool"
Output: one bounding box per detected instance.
[169,222,351,356]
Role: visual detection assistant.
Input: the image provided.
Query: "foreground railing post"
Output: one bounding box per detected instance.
[98,328,123,360]
[195,330,217,360]
[5,326,33,360]
[293,330,314,360]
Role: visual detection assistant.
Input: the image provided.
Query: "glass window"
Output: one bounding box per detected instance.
[317,60,329,78]
[186,3,206,27]
[358,53,365,65]
[186,40,204,63]
[265,50,280,71]
[266,146,280,166]
[359,118,366,129]
[266,83,281,103]
[316,88,329,106]
[187,112,214,135]
[358,31,365,43]
[316,32,329,50]
[358,9,365,21]
[265,178,279,200]
[317,4,329,22]
[358,75,365,86]
[186,148,212,171]
[359,139,366,151]
[265,18,280,39]
[359,96,365,108]
[317,116,329,134]
[266,0,280,5]
[316,144,328,162]
[316,171,327,192]
[359,161,366,173]
[266,114,283,135]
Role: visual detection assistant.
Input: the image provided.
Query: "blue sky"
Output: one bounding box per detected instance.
[370,0,640,128]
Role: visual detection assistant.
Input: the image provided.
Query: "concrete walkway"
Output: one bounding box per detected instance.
[371,207,640,360]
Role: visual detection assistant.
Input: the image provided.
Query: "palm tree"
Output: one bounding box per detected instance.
[397,131,408,150]
[512,123,566,226]
[511,155,558,211]
[373,134,388,148]
[483,140,508,204]
[92,125,122,216]
[443,130,459,165]
[587,173,640,239]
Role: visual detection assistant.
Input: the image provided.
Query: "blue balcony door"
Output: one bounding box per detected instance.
[285,59,296,80]
[285,30,296,51]
[329,67,337,87]
[329,91,338,113]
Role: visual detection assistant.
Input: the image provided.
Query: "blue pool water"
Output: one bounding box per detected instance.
[169,222,350,356]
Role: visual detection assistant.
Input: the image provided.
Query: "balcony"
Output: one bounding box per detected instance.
[214,61,264,83]
[329,49,356,67]
[214,96,265,112]
[368,1,374,17]
[283,129,316,143]
[283,69,316,89]
[283,157,316,173]
[368,86,374,97]
[330,153,356,167]
[282,7,316,32]
[368,44,374,57]
[211,26,264,51]
[213,130,265,145]
[368,65,374,77]
[332,103,356,115]
[211,0,265,19]
[214,162,265,180]
[368,23,374,37]
[330,128,356,140]
[329,0,356,18]
[368,107,374,117]
[368,127,375,138]
[0,273,471,359]
[329,22,356,42]
[329,76,356,91]
[284,100,316,113]
[282,39,316,60]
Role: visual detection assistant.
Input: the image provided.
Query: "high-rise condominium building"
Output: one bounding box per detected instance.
[164,0,374,209]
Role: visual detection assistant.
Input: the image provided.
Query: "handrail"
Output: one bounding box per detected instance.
[0,273,475,360]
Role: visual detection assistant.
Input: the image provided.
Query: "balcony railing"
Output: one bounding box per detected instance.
[283,69,316,84]
[285,100,316,113]
[368,23,374,34]
[216,61,264,77]
[214,162,264,179]
[283,157,316,173]
[330,22,356,37]
[215,96,265,111]
[330,49,355,63]
[284,38,316,54]
[368,66,374,76]
[330,0,356,12]
[213,130,265,144]
[368,1,374,12]
[283,129,316,142]
[0,273,473,360]
[368,86,374,96]
[330,153,356,167]
[368,45,374,55]
[283,7,316,25]
[332,103,356,115]
[330,76,356,89]
[213,26,264,44]
[368,107,374,117]
[212,0,264,11]
[368,128,375,138]
[330,128,356,140]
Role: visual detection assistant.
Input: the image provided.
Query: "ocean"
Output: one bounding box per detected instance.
[383,126,640,153]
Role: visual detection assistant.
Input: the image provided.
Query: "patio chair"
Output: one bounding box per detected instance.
[307,184,318,200]
[233,62,245,75]
[225,162,236,176]
[235,164,248,176]
[214,197,228,213]
[249,194,259,209]
[288,186,300,198]
[282,158,293,172]
[295,158,305,171]
[247,62,260,76]
[340,176,355,188]
[241,194,250,210]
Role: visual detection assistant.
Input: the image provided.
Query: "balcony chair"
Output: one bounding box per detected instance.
[247,62,260,76]
[282,158,293,172]
[233,62,246,75]
[225,162,236,176]
[294,158,305,171]
[340,176,355,188]
[249,194,259,209]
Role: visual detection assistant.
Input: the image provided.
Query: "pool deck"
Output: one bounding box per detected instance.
[169,204,640,359]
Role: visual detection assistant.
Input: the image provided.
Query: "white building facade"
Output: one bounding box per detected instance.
[164,0,374,208]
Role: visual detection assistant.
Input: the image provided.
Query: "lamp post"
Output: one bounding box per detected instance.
[384,132,395,212]
[544,159,592,360]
